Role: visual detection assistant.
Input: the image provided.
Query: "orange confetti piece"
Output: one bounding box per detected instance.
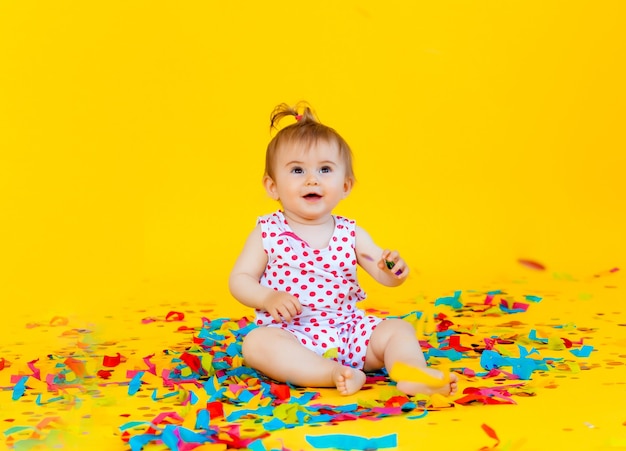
[64,357,87,378]
[49,316,69,326]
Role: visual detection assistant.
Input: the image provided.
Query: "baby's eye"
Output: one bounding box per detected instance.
[319,166,332,174]
[290,167,304,174]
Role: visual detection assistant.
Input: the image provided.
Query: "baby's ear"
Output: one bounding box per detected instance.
[343,177,354,197]
[263,175,280,200]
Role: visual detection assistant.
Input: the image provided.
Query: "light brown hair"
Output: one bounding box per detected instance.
[265,102,356,183]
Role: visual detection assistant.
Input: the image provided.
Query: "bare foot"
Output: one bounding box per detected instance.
[396,367,459,397]
[333,365,366,396]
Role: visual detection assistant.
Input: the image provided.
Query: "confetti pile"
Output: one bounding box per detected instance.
[0,286,609,450]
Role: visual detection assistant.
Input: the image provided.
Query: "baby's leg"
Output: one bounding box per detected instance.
[242,327,365,395]
[364,318,458,397]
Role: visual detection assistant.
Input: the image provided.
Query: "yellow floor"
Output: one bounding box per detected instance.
[1,266,624,451]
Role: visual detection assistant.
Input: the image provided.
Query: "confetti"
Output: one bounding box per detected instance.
[305,433,398,450]
[2,282,610,450]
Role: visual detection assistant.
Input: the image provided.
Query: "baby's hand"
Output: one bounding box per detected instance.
[379,250,409,279]
[262,290,303,323]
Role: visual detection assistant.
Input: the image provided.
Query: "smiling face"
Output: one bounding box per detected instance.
[263,140,353,225]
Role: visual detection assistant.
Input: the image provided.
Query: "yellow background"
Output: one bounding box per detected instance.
[1,0,625,319]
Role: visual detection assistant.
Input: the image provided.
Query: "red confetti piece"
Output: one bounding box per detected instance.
[517,259,546,270]
[270,382,291,400]
[480,423,501,449]
[180,352,203,374]
[384,395,411,407]
[103,353,122,367]
[177,325,196,332]
[206,401,224,419]
[166,311,185,322]
[442,335,473,352]
[97,370,113,379]
[0,358,6,370]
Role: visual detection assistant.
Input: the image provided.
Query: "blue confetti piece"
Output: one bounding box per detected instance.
[528,329,548,343]
[307,413,335,423]
[128,371,145,396]
[238,389,255,402]
[509,357,536,380]
[247,440,267,451]
[434,290,463,309]
[226,406,274,421]
[407,409,428,420]
[129,433,161,451]
[226,342,241,357]
[305,433,398,450]
[12,376,28,401]
[525,295,542,302]
[480,350,507,370]
[570,345,594,357]
[119,421,150,432]
[160,425,180,451]
[177,425,213,443]
[427,348,464,361]
[499,305,527,314]
[263,417,287,431]
[291,391,318,404]
[195,409,210,430]
[231,323,257,337]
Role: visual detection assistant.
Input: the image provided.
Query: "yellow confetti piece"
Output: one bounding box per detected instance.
[388,362,450,388]
[245,392,265,410]
[415,304,436,339]
[231,355,244,368]
[428,393,453,408]
[548,336,566,351]
[192,443,227,451]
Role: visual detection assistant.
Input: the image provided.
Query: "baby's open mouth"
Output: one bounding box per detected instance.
[304,193,321,199]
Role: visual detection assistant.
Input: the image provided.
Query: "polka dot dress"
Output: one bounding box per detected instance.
[255,210,382,369]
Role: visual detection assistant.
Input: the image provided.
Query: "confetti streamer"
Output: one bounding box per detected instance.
[305,433,398,450]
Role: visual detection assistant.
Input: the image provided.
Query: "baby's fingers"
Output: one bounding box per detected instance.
[279,298,302,322]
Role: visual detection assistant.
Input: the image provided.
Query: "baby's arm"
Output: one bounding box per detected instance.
[355,225,409,287]
[229,224,302,322]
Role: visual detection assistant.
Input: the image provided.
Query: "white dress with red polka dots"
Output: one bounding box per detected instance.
[254,210,382,369]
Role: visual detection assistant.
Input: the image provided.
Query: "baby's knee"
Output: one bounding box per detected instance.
[383,317,415,335]
[241,328,264,362]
